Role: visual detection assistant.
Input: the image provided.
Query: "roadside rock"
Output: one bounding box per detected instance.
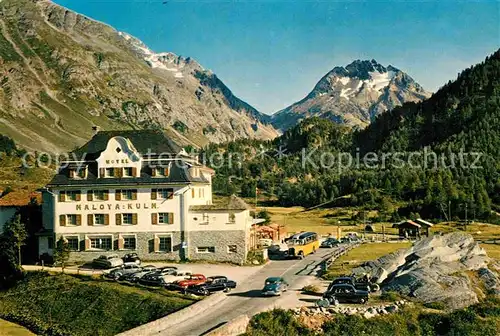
[352,232,497,310]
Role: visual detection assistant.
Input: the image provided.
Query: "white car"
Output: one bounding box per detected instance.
[163,270,192,284]
[92,254,124,269]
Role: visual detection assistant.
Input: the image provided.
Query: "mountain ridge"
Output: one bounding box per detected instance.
[272,59,431,130]
[0,0,278,152]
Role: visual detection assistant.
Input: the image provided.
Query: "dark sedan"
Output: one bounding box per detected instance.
[323,284,369,304]
[187,276,237,295]
[262,277,289,296]
[138,273,168,287]
[321,238,340,248]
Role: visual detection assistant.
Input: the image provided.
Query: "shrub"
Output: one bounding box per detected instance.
[302,285,321,294]
[245,309,313,336]
[423,301,447,310]
[380,291,403,302]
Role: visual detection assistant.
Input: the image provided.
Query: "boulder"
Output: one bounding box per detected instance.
[355,233,497,310]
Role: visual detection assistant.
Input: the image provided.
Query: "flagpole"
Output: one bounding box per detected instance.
[254,186,258,219]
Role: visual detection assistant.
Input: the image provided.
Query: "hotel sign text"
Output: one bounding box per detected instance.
[76,203,158,211]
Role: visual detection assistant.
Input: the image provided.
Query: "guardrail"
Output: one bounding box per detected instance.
[320,243,361,274]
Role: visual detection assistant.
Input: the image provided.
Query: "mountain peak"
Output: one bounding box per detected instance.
[272,59,431,130]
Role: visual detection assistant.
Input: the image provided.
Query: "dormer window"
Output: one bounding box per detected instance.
[190,168,200,178]
[105,168,115,177]
[69,167,87,179]
[123,167,133,177]
[152,166,170,177]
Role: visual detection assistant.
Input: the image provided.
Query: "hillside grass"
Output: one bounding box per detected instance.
[0,272,197,336]
[482,243,500,260]
[0,319,35,336]
[323,242,412,280]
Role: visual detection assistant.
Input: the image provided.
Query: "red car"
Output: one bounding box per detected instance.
[174,274,207,289]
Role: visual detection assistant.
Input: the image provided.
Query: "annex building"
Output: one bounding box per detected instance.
[39,130,253,264]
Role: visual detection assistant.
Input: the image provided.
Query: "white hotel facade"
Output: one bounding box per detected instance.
[39,130,253,264]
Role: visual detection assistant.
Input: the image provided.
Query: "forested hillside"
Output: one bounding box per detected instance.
[202,50,500,222]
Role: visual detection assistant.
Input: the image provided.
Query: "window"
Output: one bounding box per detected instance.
[121,189,135,200]
[123,236,136,250]
[90,237,112,250]
[196,246,215,253]
[93,190,107,201]
[154,166,169,177]
[66,190,80,201]
[159,236,172,252]
[192,188,196,198]
[227,245,237,253]
[191,168,200,178]
[94,214,105,225]
[123,167,133,177]
[66,237,79,251]
[200,213,209,225]
[122,213,134,225]
[105,168,115,177]
[158,188,174,200]
[158,213,174,224]
[228,213,236,223]
[77,169,86,178]
[66,214,78,225]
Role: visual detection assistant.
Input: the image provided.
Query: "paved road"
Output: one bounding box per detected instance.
[164,247,343,336]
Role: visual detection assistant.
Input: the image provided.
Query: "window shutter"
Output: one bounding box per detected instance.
[151,189,157,200]
[154,236,160,252]
[118,235,124,250]
[75,191,81,201]
[168,213,174,224]
[87,190,93,201]
[132,213,138,225]
[59,215,66,226]
[151,213,157,225]
[76,215,82,226]
[69,170,75,178]
[103,190,109,201]
[99,168,105,178]
[104,214,110,225]
[132,167,137,177]
[58,191,66,202]
[192,189,195,198]
[115,214,122,226]
[85,238,90,250]
[132,190,137,200]
[114,168,121,178]
[115,190,121,201]
[151,167,156,177]
[168,189,174,199]
[164,167,169,176]
[87,214,94,226]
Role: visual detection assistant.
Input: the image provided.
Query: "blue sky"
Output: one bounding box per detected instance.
[54,0,499,114]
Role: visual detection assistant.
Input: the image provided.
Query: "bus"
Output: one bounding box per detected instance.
[286,231,319,259]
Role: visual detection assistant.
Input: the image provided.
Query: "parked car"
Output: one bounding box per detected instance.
[329,276,380,292]
[262,277,289,296]
[321,238,340,248]
[187,276,237,295]
[138,273,169,287]
[105,264,142,280]
[92,254,124,269]
[120,265,157,282]
[153,266,178,276]
[162,270,193,284]
[122,253,141,265]
[268,243,288,254]
[323,283,369,304]
[170,274,207,290]
[259,238,273,247]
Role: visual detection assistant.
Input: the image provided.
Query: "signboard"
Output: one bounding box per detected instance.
[76,203,158,211]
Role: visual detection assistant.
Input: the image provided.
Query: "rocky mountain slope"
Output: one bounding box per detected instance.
[352,232,499,310]
[272,59,431,130]
[0,0,277,152]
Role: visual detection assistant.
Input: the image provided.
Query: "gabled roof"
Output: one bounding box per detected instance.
[415,219,434,227]
[0,190,41,207]
[394,220,421,228]
[190,195,250,211]
[72,130,182,157]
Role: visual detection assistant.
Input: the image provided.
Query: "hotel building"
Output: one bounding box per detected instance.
[39,130,253,264]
